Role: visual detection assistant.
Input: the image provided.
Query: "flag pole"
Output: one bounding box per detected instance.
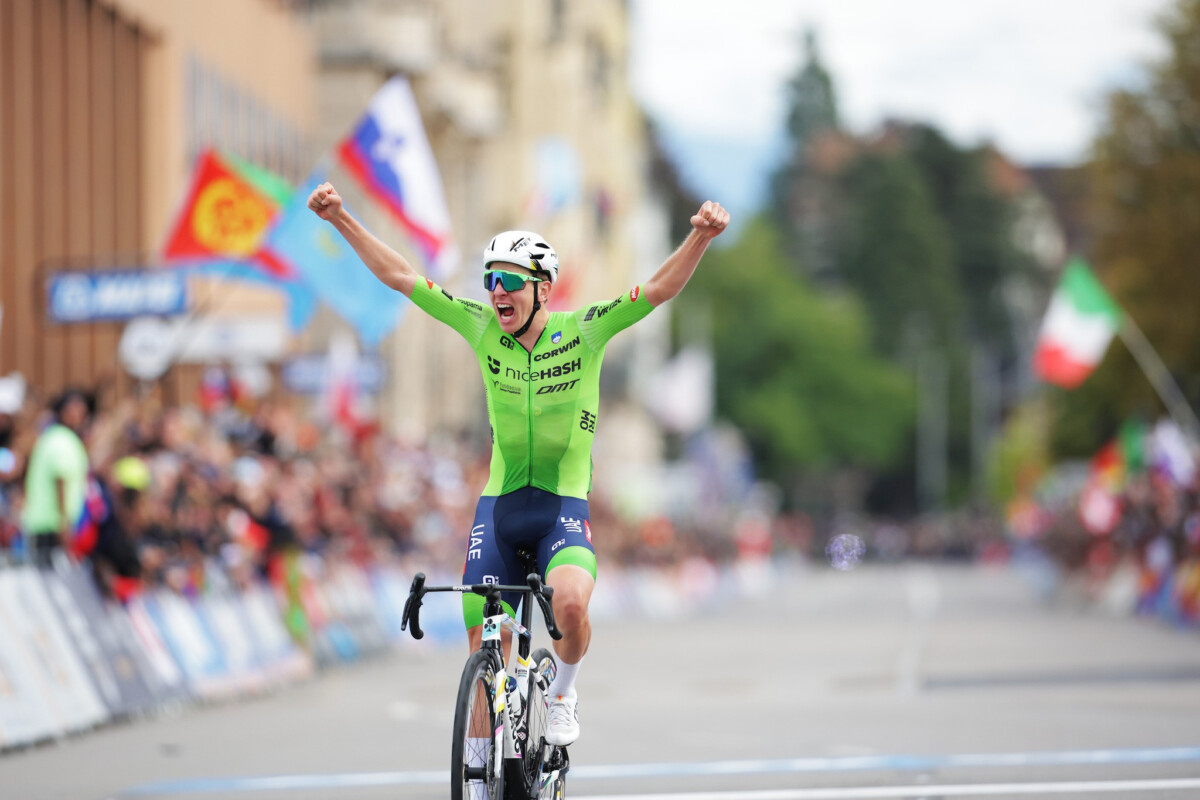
[1117,313,1200,444]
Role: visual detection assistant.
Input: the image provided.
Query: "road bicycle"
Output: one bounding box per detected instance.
[402,561,570,800]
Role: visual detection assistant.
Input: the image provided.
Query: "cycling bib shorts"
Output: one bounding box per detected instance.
[461,486,595,628]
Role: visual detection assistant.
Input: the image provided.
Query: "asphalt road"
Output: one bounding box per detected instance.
[2,562,1200,800]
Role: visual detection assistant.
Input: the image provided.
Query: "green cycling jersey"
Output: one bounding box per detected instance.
[411,278,654,499]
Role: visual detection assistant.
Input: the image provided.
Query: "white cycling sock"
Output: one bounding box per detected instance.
[547,655,582,700]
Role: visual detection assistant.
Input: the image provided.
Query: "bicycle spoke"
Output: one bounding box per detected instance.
[453,651,502,800]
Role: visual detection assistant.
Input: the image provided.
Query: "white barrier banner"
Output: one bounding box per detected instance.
[4,568,108,732]
[151,592,243,698]
[52,566,160,715]
[199,594,265,693]
[42,570,124,713]
[241,585,312,683]
[0,570,61,747]
[371,570,409,642]
[332,565,386,653]
[124,596,187,694]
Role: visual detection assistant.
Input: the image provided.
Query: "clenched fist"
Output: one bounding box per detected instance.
[690,201,729,240]
[307,182,344,221]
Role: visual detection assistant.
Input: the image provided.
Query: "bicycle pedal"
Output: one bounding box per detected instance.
[544,747,570,773]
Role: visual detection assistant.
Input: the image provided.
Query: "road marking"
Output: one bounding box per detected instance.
[114,746,1200,796]
[895,567,939,697]
[115,771,446,795]
[567,746,1200,779]
[569,778,1200,799]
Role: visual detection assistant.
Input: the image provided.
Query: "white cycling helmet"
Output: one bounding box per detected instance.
[483,230,559,284]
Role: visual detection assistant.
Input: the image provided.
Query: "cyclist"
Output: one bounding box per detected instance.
[308,181,728,745]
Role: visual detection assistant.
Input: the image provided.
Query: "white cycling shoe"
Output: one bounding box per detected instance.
[545,691,579,746]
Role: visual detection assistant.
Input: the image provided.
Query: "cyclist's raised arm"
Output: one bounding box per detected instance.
[307,181,420,297]
[641,200,730,307]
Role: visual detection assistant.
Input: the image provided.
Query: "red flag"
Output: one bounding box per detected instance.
[1078,441,1124,535]
[161,150,287,275]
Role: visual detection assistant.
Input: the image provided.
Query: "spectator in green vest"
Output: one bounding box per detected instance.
[22,389,91,568]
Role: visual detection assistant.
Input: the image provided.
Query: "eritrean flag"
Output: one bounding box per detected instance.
[161,150,281,264]
[160,150,318,330]
[1033,258,1122,389]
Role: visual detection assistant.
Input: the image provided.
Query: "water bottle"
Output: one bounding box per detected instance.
[506,674,523,719]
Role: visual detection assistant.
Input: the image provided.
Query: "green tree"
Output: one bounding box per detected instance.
[907,126,1027,360]
[770,29,843,279]
[683,218,914,498]
[1052,0,1200,455]
[781,29,839,157]
[832,151,962,357]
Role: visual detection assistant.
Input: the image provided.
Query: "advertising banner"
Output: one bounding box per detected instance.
[144,591,239,699]
[124,595,188,700]
[0,568,108,733]
[0,571,61,748]
[47,270,188,323]
[46,566,158,716]
[196,593,267,693]
[240,585,313,683]
[281,353,386,395]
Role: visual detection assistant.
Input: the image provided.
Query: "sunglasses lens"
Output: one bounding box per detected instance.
[485,271,528,292]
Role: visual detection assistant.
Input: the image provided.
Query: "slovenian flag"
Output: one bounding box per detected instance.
[337,76,457,278]
[1033,258,1122,389]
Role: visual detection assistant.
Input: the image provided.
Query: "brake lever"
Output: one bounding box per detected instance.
[401,572,427,640]
[526,573,563,641]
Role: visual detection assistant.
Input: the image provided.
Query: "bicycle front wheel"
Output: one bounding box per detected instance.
[452,649,502,800]
[522,648,556,792]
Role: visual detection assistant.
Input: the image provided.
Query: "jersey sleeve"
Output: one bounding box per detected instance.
[410,278,493,349]
[576,285,654,350]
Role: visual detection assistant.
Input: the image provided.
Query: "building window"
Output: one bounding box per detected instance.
[548,0,566,44]
[183,54,306,181]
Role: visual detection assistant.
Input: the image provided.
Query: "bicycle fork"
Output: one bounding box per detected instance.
[486,612,535,784]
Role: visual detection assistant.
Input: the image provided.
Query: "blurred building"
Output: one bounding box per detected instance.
[0,0,314,402]
[1,0,671,489]
[304,0,671,475]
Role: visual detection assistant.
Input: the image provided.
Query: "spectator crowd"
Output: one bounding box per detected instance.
[0,370,742,618]
[1008,421,1200,627]
[4,369,1197,636]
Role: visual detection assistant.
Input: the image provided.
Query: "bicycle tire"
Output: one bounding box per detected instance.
[531,647,557,687]
[528,648,565,798]
[452,649,502,800]
[522,648,557,794]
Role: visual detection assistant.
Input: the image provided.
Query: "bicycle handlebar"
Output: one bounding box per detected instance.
[400,572,563,641]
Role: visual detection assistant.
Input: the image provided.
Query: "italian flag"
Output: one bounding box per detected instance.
[1033,258,1122,389]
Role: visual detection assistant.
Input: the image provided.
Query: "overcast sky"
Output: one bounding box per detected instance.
[629,0,1175,220]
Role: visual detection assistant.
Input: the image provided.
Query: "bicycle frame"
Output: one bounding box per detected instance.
[481,585,532,776]
[403,572,568,799]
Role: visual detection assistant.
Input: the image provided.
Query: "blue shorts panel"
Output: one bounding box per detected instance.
[462,487,593,615]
